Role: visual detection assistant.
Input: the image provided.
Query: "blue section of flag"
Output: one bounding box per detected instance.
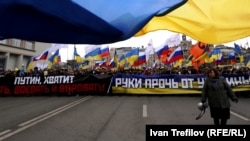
[234,43,242,55]
[0,0,186,44]
[48,49,60,63]
[244,56,250,66]
[85,48,101,60]
[74,47,81,56]
[228,51,235,59]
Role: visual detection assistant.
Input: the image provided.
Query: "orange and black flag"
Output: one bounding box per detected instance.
[189,41,207,59]
[189,41,208,71]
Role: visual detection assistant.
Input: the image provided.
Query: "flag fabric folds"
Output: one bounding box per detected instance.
[189,42,208,61]
[33,51,49,61]
[26,57,34,71]
[56,55,61,63]
[234,43,242,55]
[74,47,83,63]
[187,42,207,70]
[166,33,181,47]
[234,43,244,63]
[244,56,250,67]
[125,48,139,66]
[85,48,102,61]
[48,49,60,68]
[167,46,183,64]
[85,45,100,56]
[209,48,222,64]
[155,44,170,59]
[133,52,146,66]
[80,60,90,69]
[49,44,68,53]
[119,55,126,67]
[228,51,236,65]
[173,59,183,68]
[95,60,106,67]
[0,0,186,44]
[136,0,250,44]
[33,44,67,62]
[100,46,110,57]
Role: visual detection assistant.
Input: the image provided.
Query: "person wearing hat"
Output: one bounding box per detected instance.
[201,67,238,125]
[32,67,42,77]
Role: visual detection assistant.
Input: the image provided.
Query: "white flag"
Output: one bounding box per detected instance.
[145,39,154,61]
[166,34,180,47]
[49,44,68,53]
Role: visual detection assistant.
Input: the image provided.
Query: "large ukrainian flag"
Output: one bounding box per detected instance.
[0,0,186,44]
[136,0,250,44]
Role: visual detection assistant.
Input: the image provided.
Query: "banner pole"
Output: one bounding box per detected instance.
[107,76,113,94]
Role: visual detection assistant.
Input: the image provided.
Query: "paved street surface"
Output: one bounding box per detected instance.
[0,95,249,141]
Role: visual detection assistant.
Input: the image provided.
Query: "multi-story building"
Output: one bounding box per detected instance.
[180,34,192,60]
[0,39,51,71]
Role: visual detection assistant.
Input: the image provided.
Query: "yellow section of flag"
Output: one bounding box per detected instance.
[135,0,250,44]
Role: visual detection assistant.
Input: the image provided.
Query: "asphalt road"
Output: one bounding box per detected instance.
[0,95,249,141]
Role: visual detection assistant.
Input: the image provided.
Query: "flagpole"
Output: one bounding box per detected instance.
[246,37,249,49]
[67,44,69,69]
[42,59,46,70]
[74,44,76,69]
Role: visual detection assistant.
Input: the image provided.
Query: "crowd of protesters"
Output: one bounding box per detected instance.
[1,65,250,78]
[0,65,249,97]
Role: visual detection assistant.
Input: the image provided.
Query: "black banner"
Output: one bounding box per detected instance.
[0,75,113,96]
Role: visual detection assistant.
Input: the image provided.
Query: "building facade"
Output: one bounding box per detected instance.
[0,39,51,71]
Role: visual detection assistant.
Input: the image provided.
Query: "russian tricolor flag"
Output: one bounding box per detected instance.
[95,60,106,66]
[167,46,183,64]
[155,44,170,59]
[100,46,110,57]
[33,51,49,61]
[133,52,146,66]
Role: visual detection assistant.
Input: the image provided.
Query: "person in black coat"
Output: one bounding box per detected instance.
[201,68,238,125]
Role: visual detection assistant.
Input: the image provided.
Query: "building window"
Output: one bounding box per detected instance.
[12,39,21,47]
[25,41,34,50]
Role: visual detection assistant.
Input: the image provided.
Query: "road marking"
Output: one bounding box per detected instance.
[0,96,93,141]
[143,104,147,118]
[230,111,250,121]
[18,96,92,127]
[0,130,11,136]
